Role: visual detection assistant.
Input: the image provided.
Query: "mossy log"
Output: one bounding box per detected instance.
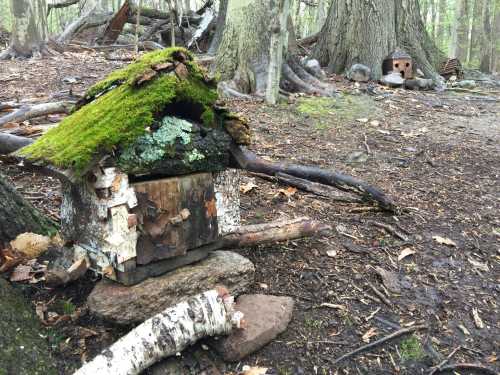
[16,48,250,178]
[0,173,57,245]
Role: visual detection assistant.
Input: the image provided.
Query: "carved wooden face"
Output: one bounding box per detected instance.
[392,58,413,79]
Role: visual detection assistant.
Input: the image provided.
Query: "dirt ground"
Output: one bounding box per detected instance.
[0,51,499,375]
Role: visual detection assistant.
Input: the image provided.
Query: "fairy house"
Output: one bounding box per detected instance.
[17,48,251,285]
[382,49,413,79]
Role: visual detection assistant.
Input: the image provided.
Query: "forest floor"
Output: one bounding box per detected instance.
[0,51,499,375]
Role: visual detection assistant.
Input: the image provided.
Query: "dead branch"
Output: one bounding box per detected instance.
[368,221,409,241]
[74,288,242,375]
[230,144,398,212]
[221,217,331,248]
[329,325,427,366]
[366,280,392,307]
[428,346,462,375]
[250,171,362,203]
[47,0,80,14]
[0,133,33,155]
[430,363,497,375]
[0,101,73,128]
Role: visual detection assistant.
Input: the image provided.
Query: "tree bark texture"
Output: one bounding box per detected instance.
[74,289,241,375]
[1,0,49,59]
[207,0,228,55]
[0,173,57,244]
[314,0,445,80]
[449,0,468,59]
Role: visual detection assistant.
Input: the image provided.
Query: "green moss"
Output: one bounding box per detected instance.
[18,47,218,175]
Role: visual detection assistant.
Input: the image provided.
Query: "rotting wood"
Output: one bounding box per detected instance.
[221,217,331,248]
[0,102,73,128]
[230,144,397,212]
[74,288,243,375]
[329,325,427,366]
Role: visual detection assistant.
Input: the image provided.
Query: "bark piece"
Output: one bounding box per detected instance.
[75,289,241,375]
[209,294,294,362]
[87,251,254,325]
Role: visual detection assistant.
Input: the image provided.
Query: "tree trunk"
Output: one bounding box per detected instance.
[314,0,445,80]
[314,0,328,33]
[0,173,57,245]
[449,0,466,58]
[0,0,49,59]
[479,0,494,72]
[436,0,447,48]
[215,0,333,96]
[207,0,228,55]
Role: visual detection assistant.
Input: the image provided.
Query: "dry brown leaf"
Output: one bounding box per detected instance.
[240,180,258,194]
[10,232,51,259]
[361,327,377,342]
[468,258,489,272]
[398,248,416,261]
[432,235,457,247]
[9,264,32,282]
[241,366,271,375]
[276,186,297,198]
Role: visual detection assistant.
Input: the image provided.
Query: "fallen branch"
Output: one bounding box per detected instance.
[221,217,331,248]
[230,144,397,212]
[0,133,33,155]
[250,171,362,203]
[428,346,461,375]
[0,101,73,128]
[74,288,242,375]
[368,221,408,241]
[430,363,497,375]
[329,325,427,366]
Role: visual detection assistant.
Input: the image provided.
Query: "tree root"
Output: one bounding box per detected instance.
[0,101,73,128]
[230,144,398,212]
[218,81,253,99]
[282,63,334,97]
[287,55,332,92]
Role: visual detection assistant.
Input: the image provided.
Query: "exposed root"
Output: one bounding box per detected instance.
[282,63,334,97]
[218,81,253,99]
[287,55,331,92]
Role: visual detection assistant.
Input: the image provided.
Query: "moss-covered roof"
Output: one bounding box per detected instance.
[17,47,219,175]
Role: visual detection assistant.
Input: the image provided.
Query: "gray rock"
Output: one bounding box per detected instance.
[346,64,371,82]
[416,68,425,78]
[303,58,326,79]
[209,294,294,362]
[454,79,476,89]
[346,151,369,164]
[88,251,255,325]
[0,279,57,375]
[404,77,435,90]
[381,72,404,87]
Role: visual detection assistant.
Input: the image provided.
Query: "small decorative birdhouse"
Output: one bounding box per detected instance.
[382,49,413,79]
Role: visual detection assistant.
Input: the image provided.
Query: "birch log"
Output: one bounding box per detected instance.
[74,289,242,375]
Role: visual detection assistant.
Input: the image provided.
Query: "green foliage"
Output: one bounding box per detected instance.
[18,48,218,175]
[399,335,425,361]
[56,299,76,316]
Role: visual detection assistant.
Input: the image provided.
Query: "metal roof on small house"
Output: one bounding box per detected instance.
[385,49,411,60]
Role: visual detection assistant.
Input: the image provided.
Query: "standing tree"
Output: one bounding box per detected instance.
[0,0,49,59]
[214,0,333,97]
[313,0,445,80]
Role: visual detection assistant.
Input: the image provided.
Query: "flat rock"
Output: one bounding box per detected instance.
[381,72,404,87]
[346,64,371,82]
[87,251,255,325]
[209,294,294,362]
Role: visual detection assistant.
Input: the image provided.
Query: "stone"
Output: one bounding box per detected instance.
[87,251,255,325]
[0,279,57,374]
[380,72,404,87]
[303,58,326,79]
[346,64,371,82]
[209,294,294,362]
[454,79,476,89]
[404,77,435,90]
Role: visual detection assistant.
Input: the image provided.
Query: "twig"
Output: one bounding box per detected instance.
[363,133,371,154]
[368,221,409,241]
[430,363,497,375]
[428,346,461,375]
[366,280,392,307]
[329,325,427,366]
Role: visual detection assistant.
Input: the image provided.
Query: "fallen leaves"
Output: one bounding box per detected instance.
[11,232,51,259]
[398,248,416,261]
[361,327,378,342]
[240,180,258,194]
[432,235,457,247]
[467,257,489,272]
[276,186,297,199]
[374,266,401,294]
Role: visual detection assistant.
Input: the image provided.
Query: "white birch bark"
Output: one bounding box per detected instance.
[265,0,290,104]
[74,289,243,375]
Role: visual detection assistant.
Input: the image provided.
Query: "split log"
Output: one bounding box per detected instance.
[0,101,73,128]
[0,133,33,155]
[74,288,242,375]
[230,144,397,212]
[221,217,331,248]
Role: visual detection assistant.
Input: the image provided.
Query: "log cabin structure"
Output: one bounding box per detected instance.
[17,48,250,285]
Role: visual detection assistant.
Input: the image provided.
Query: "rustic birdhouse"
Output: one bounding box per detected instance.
[382,49,413,79]
[17,48,251,285]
